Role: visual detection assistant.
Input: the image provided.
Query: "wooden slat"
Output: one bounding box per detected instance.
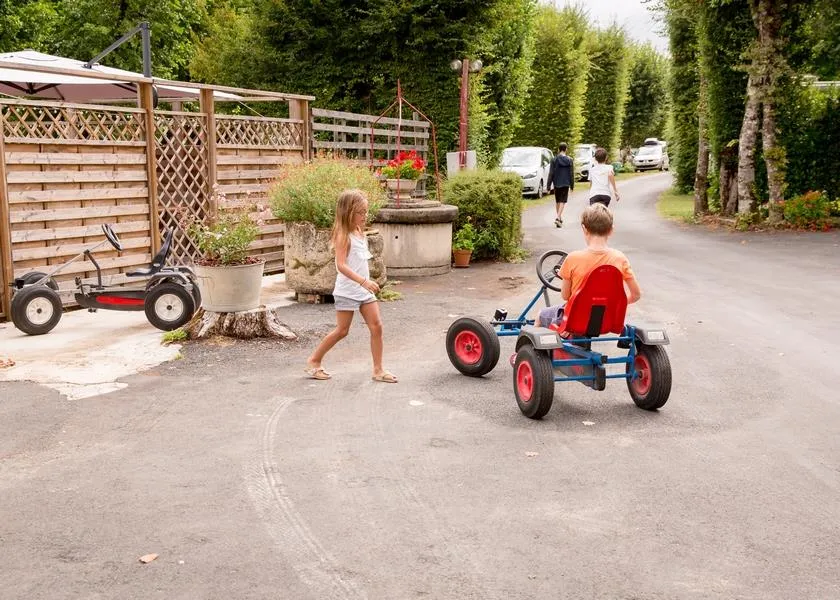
[217,183,269,195]
[313,141,426,152]
[3,138,147,147]
[10,204,150,223]
[11,221,150,243]
[12,236,151,261]
[216,143,304,151]
[258,223,285,235]
[0,98,145,113]
[14,253,151,278]
[312,108,428,128]
[5,152,147,165]
[7,169,147,184]
[8,187,149,204]
[217,168,282,180]
[312,122,429,139]
[216,115,303,124]
[216,154,301,166]
[251,250,284,263]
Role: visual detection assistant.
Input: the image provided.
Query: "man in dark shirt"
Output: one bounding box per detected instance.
[548,142,574,228]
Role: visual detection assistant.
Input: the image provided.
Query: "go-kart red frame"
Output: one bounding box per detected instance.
[446,250,672,420]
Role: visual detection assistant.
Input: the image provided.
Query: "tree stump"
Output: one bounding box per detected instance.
[183,307,298,340]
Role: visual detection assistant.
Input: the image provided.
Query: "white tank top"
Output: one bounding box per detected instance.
[333,233,376,301]
[589,163,614,198]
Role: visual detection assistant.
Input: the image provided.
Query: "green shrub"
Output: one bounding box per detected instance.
[182,188,260,266]
[782,190,832,230]
[443,169,523,260]
[270,159,386,229]
[831,199,840,217]
[452,222,477,251]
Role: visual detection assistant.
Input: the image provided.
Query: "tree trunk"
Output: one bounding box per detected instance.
[762,97,785,204]
[183,307,298,340]
[721,162,738,216]
[694,72,710,215]
[736,72,761,214]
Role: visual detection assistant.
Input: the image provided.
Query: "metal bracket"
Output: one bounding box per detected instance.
[83,21,152,77]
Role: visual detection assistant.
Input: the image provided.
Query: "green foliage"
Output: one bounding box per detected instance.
[51,0,210,80]
[187,205,260,266]
[621,44,670,149]
[512,5,591,150]
[581,25,631,154]
[452,222,477,251]
[443,169,522,260]
[799,0,840,79]
[190,2,264,88]
[0,0,60,52]
[782,190,832,230]
[666,0,700,193]
[270,159,386,229]
[162,328,188,345]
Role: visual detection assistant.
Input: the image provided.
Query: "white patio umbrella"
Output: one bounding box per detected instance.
[0,50,241,103]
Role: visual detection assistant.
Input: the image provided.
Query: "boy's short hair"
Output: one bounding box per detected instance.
[558,142,567,153]
[595,147,608,163]
[581,203,614,236]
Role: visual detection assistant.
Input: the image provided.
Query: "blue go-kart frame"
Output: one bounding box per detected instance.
[445,250,672,419]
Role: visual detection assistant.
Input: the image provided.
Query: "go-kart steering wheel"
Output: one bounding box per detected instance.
[536,249,568,292]
[102,223,123,251]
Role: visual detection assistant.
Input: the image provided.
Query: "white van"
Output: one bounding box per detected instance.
[499,146,554,197]
[574,144,596,181]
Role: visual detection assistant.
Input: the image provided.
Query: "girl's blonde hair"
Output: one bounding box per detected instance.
[331,189,369,251]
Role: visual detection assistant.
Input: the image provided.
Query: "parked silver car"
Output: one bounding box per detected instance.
[574,143,596,181]
[633,142,669,171]
[499,146,554,197]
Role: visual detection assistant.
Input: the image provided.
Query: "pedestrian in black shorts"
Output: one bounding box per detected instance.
[547,142,574,228]
[588,147,620,208]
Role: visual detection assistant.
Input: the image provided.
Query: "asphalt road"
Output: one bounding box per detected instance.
[2,172,840,599]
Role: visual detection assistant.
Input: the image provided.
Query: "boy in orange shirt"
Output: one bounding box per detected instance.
[538,203,641,328]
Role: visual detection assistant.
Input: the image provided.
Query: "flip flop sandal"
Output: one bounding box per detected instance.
[304,366,331,380]
[371,371,398,383]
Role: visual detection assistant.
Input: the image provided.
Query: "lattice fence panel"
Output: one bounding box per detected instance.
[154,112,210,263]
[2,102,146,144]
[216,116,304,149]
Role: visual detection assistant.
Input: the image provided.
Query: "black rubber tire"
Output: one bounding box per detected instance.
[537,180,544,197]
[11,285,63,335]
[446,317,500,377]
[19,271,59,291]
[144,282,195,331]
[627,343,672,410]
[513,345,555,419]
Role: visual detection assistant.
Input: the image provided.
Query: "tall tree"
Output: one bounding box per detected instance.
[512,5,591,150]
[581,25,631,155]
[0,0,60,53]
[694,70,710,215]
[664,0,699,194]
[621,43,669,150]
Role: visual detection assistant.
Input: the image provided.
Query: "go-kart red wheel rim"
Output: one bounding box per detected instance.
[516,361,534,402]
[454,330,483,365]
[632,353,652,396]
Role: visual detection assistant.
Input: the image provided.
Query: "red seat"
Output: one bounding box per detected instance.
[551,265,628,337]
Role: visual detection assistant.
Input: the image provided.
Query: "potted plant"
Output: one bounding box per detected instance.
[184,187,263,312]
[452,222,476,268]
[380,150,426,201]
[271,158,387,299]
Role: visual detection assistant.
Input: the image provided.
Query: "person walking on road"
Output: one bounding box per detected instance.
[548,142,574,228]
[588,147,620,207]
[305,189,398,383]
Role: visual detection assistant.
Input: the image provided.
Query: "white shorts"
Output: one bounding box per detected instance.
[334,295,376,312]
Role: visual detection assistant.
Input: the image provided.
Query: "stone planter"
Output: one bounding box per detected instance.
[284,221,386,298]
[385,178,418,203]
[194,260,265,312]
[373,202,458,277]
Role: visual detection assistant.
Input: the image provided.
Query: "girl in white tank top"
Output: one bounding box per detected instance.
[304,189,398,384]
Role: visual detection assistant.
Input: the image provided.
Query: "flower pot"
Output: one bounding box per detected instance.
[194,260,265,312]
[453,248,472,268]
[385,178,417,202]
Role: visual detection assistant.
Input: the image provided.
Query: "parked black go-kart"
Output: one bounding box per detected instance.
[9,224,200,335]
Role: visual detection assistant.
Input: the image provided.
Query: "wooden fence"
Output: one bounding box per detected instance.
[0,96,426,320]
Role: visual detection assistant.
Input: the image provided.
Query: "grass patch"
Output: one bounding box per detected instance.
[377,281,403,302]
[162,328,188,345]
[658,188,695,222]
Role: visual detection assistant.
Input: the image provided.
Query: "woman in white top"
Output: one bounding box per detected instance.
[305,189,398,383]
[588,147,621,207]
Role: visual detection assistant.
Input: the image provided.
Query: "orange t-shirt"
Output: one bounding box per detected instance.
[558,247,635,297]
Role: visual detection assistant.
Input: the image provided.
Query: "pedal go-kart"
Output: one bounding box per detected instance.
[445,250,672,419]
[9,224,200,336]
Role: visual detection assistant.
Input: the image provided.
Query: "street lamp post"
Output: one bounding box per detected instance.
[450,58,483,169]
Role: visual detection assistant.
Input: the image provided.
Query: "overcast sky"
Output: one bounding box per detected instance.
[553,0,669,54]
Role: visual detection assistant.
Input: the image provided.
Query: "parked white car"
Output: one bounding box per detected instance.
[499,146,554,197]
[633,141,670,171]
[574,143,596,181]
